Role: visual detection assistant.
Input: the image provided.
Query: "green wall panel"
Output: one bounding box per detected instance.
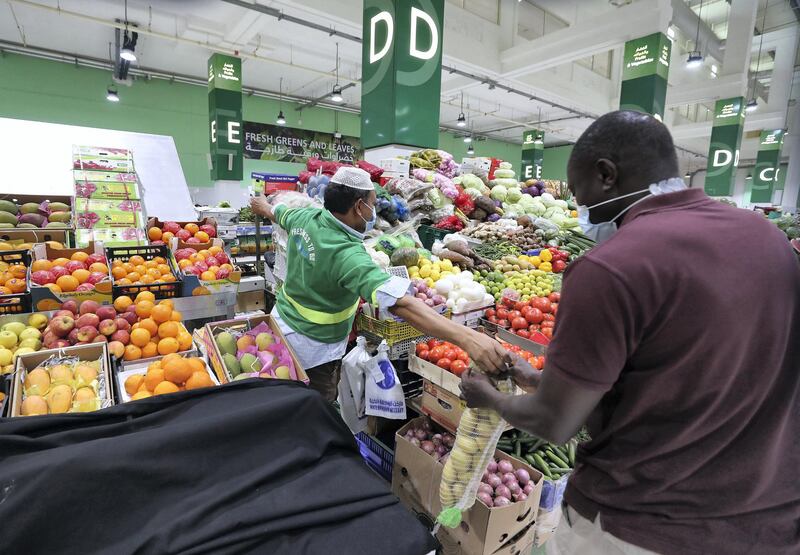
[542,145,573,181]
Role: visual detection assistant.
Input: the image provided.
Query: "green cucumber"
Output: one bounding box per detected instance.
[568,441,576,466]
[532,454,553,479]
[545,450,570,469]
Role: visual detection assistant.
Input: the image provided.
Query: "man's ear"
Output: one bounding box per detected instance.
[595,158,618,192]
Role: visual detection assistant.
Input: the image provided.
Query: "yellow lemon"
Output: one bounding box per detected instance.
[419,266,431,278]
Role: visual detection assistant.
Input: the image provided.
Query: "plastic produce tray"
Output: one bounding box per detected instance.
[355,431,394,482]
[417,224,450,250]
[105,244,182,300]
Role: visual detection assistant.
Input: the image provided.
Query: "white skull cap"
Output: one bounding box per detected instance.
[330,166,374,190]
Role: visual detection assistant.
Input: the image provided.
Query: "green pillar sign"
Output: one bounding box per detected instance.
[750,129,785,203]
[619,32,671,119]
[361,0,444,149]
[705,97,746,197]
[208,53,243,181]
[520,130,544,181]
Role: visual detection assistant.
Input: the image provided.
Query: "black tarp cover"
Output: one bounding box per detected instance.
[0,379,437,555]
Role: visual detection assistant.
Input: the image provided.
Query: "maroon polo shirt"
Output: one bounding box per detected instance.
[547,189,800,554]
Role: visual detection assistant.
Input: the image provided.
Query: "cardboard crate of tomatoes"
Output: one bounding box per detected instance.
[484,292,560,341]
[500,342,545,370]
[413,339,470,378]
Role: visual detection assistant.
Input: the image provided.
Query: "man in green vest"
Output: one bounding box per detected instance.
[251,167,507,401]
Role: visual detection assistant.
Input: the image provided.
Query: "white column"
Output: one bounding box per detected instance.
[721,0,758,85]
[783,101,800,209]
[498,0,519,50]
[766,28,800,112]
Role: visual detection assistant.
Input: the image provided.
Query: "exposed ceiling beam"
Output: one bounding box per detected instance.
[669,0,724,62]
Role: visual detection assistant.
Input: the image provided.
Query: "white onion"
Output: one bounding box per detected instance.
[434,278,454,296]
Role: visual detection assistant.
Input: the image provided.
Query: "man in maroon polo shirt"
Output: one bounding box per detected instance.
[461,111,800,554]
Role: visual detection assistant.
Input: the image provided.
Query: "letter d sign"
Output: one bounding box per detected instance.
[370,12,393,64]
[713,149,732,167]
[410,7,438,60]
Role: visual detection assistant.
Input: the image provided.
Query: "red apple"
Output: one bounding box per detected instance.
[174,248,195,262]
[51,265,69,279]
[176,229,192,241]
[61,300,79,315]
[186,237,202,244]
[114,317,131,332]
[204,256,220,267]
[51,316,75,338]
[53,339,71,349]
[67,328,81,345]
[107,340,125,358]
[79,300,100,315]
[43,330,57,347]
[214,252,230,265]
[163,221,181,234]
[31,270,56,285]
[120,310,138,326]
[74,341,88,346]
[111,330,130,346]
[76,325,98,343]
[96,306,117,322]
[199,224,216,238]
[53,309,75,319]
[99,319,117,337]
[87,272,108,285]
[65,260,87,273]
[76,283,95,292]
[92,335,108,344]
[86,253,107,265]
[76,313,100,329]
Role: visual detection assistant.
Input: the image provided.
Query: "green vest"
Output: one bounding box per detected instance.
[274,205,390,343]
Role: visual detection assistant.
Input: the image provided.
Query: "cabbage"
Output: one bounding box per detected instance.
[530,201,546,216]
[490,185,508,202]
[540,193,556,207]
[506,187,523,203]
[492,178,518,188]
[493,168,516,180]
[554,199,569,210]
[499,161,513,170]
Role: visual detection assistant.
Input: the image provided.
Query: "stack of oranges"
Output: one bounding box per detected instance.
[124,353,215,401]
[0,260,27,295]
[116,292,192,361]
[110,254,176,286]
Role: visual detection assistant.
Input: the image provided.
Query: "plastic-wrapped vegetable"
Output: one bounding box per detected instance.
[460,173,490,194]
[387,177,433,200]
[413,168,459,199]
[438,373,515,527]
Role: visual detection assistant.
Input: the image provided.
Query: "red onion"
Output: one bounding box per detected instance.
[420,419,432,431]
[414,429,427,441]
[404,430,415,440]
[431,433,443,446]
[498,460,514,474]
[435,444,448,456]
[410,438,421,447]
[486,474,502,488]
[482,471,490,482]
[515,469,531,486]
[523,482,534,495]
[514,493,527,502]
[495,484,511,500]
[477,492,494,507]
[486,460,498,474]
[439,452,449,464]
[507,482,521,495]
[502,472,517,485]
[420,441,436,455]
[493,496,511,507]
[478,483,493,495]
[442,434,455,448]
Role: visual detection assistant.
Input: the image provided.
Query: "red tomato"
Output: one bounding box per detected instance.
[497,319,509,329]
[417,349,430,361]
[548,292,561,303]
[429,346,446,363]
[457,351,470,363]
[509,310,522,321]
[551,305,558,316]
[502,296,516,308]
[516,329,530,339]
[415,343,428,356]
[427,339,441,350]
[537,356,546,369]
[511,317,528,330]
[540,320,555,328]
[514,301,528,312]
[442,348,456,361]
[528,324,540,333]
[450,359,468,376]
[487,315,498,323]
[496,308,509,320]
[520,305,533,318]
[485,308,496,318]
[543,313,555,322]
[532,297,551,313]
[436,357,453,370]
[542,328,553,339]
[552,260,567,273]
[525,308,544,324]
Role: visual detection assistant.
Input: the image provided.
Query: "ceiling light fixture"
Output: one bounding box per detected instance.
[686,0,704,68]
[457,92,467,127]
[330,42,343,103]
[119,1,137,62]
[106,86,120,102]
[467,144,475,155]
[746,2,768,115]
[463,135,472,144]
[277,77,286,125]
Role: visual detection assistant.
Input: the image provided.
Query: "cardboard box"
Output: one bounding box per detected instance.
[451,305,492,329]
[421,379,465,433]
[74,198,145,228]
[170,238,241,296]
[29,242,113,311]
[0,229,71,248]
[200,315,308,384]
[379,158,410,174]
[10,343,114,416]
[104,244,183,301]
[115,351,219,402]
[392,417,544,555]
[75,228,147,247]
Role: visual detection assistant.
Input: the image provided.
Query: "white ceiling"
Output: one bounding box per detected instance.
[1,0,798,170]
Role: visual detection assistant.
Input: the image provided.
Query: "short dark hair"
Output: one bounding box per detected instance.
[570,111,678,177]
[324,182,371,214]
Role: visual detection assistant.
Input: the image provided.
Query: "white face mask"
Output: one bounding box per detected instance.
[578,178,687,244]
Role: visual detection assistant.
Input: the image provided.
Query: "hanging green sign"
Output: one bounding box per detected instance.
[520,130,544,181]
[750,129,785,203]
[361,0,444,150]
[619,32,671,119]
[705,97,745,197]
[208,53,243,181]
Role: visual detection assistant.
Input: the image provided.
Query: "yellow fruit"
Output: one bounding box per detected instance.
[153,381,180,395]
[49,364,74,386]
[125,374,145,396]
[46,384,74,414]
[74,364,98,386]
[24,368,51,396]
[419,266,431,278]
[21,395,48,416]
[131,391,152,401]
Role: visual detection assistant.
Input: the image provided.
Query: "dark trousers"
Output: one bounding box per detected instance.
[305,359,342,402]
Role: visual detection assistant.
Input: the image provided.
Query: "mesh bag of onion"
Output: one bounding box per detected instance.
[436,373,515,528]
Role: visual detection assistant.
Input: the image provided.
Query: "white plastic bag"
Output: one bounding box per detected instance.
[338,337,371,433]
[364,341,406,419]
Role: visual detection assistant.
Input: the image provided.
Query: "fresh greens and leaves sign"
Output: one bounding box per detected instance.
[705,97,746,197]
[243,123,363,163]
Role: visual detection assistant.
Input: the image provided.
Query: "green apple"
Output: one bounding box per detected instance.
[0,331,17,349]
[2,321,26,338]
[19,328,42,341]
[12,346,35,361]
[274,365,291,379]
[0,348,12,366]
[27,313,48,330]
[18,338,41,351]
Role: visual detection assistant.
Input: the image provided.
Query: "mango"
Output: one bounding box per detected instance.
[24,368,51,396]
[255,332,274,351]
[239,353,259,374]
[0,212,17,226]
[20,203,41,215]
[223,353,241,377]
[73,387,98,413]
[233,373,251,381]
[0,200,18,215]
[0,223,14,229]
[274,366,291,380]
[216,331,237,356]
[49,364,74,386]
[17,223,39,229]
[46,222,69,228]
[48,202,70,213]
[21,395,48,416]
[74,364,98,387]
[18,213,46,227]
[46,384,74,414]
[48,211,71,223]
